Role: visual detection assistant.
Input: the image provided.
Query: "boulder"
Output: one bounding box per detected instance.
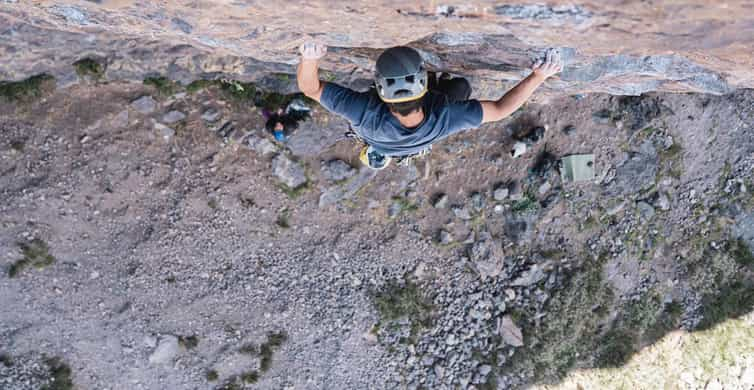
[272,154,307,189]
[131,96,156,114]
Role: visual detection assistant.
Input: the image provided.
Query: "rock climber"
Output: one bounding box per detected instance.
[296,41,563,169]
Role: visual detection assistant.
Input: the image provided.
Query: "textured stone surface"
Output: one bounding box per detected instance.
[321,159,356,182]
[272,154,307,189]
[499,315,524,347]
[161,110,186,124]
[1,1,753,96]
[130,96,156,114]
[148,335,180,365]
[2,77,754,390]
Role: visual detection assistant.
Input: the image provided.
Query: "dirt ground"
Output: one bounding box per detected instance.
[1,80,753,389]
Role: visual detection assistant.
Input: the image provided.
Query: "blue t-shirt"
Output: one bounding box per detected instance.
[320,83,483,157]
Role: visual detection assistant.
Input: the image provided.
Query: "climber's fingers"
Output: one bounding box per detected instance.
[548,49,564,74]
[533,48,563,77]
[300,41,327,60]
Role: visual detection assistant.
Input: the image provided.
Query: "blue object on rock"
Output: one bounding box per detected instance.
[274,130,286,142]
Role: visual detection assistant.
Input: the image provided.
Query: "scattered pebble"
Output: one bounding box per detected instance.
[439,230,454,245]
[161,110,186,124]
[452,206,472,220]
[201,108,221,123]
[493,187,509,201]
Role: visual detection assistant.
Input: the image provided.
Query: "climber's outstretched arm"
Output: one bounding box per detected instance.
[297,42,328,102]
[479,49,563,124]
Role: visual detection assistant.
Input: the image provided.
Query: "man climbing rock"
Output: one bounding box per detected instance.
[296,41,563,169]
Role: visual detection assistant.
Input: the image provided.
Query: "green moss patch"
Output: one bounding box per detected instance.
[40,357,74,390]
[511,192,540,214]
[10,140,25,151]
[0,354,13,367]
[389,196,419,218]
[8,238,55,278]
[73,58,104,79]
[372,278,435,342]
[276,209,291,229]
[186,78,300,111]
[620,293,682,347]
[594,328,635,368]
[697,281,754,330]
[659,143,684,179]
[178,335,199,349]
[259,331,287,372]
[218,379,242,390]
[241,370,259,383]
[237,331,288,376]
[186,79,218,94]
[219,80,257,101]
[238,342,257,355]
[278,181,310,199]
[729,238,754,266]
[505,253,614,382]
[374,279,433,322]
[143,76,179,96]
[0,74,55,102]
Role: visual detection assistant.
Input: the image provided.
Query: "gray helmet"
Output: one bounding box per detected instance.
[375,46,428,103]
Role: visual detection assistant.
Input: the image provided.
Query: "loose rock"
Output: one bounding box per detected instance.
[637,201,656,220]
[162,110,186,124]
[201,108,221,123]
[656,192,671,211]
[510,141,528,158]
[499,316,524,347]
[452,206,472,220]
[470,192,485,211]
[154,122,175,140]
[148,335,180,364]
[110,110,129,128]
[493,186,509,201]
[247,135,277,156]
[131,96,156,114]
[321,159,356,182]
[439,230,454,245]
[387,201,403,218]
[272,154,307,189]
[433,194,449,209]
[511,263,547,286]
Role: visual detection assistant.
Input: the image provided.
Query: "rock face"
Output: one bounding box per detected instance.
[1,2,753,96]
